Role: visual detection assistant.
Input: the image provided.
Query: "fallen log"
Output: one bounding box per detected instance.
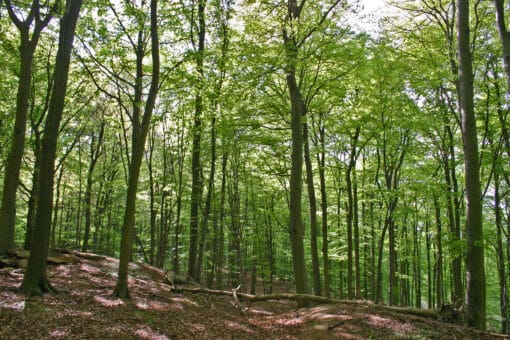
[173,286,439,320]
[47,254,79,265]
[74,252,106,261]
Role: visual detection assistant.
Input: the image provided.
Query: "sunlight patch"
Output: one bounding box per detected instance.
[49,328,70,338]
[54,265,71,277]
[133,325,169,340]
[224,320,256,334]
[80,263,102,275]
[134,298,171,311]
[63,309,93,318]
[366,315,415,333]
[0,299,25,311]
[171,296,199,307]
[249,308,273,316]
[275,317,303,326]
[93,295,124,307]
[88,275,115,287]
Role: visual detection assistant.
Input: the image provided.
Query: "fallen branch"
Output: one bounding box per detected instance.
[173,287,440,320]
[231,285,246,316]
[74,252,106,261]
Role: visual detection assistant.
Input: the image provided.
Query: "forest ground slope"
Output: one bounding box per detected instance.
[0,252,506,339]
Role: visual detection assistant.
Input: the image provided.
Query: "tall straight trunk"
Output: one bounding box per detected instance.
[425,220,432,308]
[21,0,83,295]
[433,196,443,308]
[114,0,160,298]
[346,166,354,299]
[353,172,361,299]
[457,0,485,329]
[303,121,321,296]
[375,213,387,304]
[214,148,228,289]
[188,0,207,281]
[51,165,65,251]
[494,171,509,334]
[228,145,242,287]
[316,121,330,297]
[446,124,463,302]
[0,0,54,254]
[387,206,399,306]
[413,208,421,309]
[24,129,42,250]
[146,130,157,265]
[283,0,309,306]
[82,123,105,252]
[197,114,217,281]
[172,143,185,272]
[369,194,376,301]
[346,126,360,299]
[495,0,510,99]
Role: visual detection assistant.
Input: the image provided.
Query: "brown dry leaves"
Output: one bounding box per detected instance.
[0,254,502,339]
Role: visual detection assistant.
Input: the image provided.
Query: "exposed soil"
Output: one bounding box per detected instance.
[0,253,507,339]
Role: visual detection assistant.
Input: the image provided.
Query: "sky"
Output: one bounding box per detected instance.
[348,0,400,35]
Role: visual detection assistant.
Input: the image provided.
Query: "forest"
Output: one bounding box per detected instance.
[0,0,508,336]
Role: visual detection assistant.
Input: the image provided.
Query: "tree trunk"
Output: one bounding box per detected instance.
[494,171,509,334]
[214,148,228,289]
[283,0,310,306]
[114,0,160,299]
[433,196,443,308]
[188,0,207,281]
[197,114,217,282]
[316,119,330,297]
[21,0,83,296]
[82,123,104,252]
[0,0,53,254]
[457,0,485,330]
[303,121,321,296]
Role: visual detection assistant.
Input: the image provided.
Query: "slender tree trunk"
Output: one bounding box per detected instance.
[215,148,228,289]
[146,127,156,265]
[446,124,464,303]
[24,129,42,250]
[316,121,330,297]
[494,171,509,334]
[114,0,160,298]
[346,165,354,300]
[0,0,54,254]
[188,0,207,281]
[457,0,485,329]
[197,114,217,281]
[433,196,443,308]
[21,0,83,296]
[304,121,321,296]
[82,123,104,252]
[425,220,432,309]
[286,65,309,306]
[283,0,310,306]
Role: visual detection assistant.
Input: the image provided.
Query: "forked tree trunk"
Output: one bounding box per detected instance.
[0,0,54,254]
[21,0,83,296]
[114,0,160,299]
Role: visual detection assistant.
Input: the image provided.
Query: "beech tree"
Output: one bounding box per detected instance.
[21,0,83,296]
[457,0,485,330]
[0,0,56,254]
[114,0,160,298]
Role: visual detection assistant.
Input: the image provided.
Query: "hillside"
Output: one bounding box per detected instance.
[0,252,506,339]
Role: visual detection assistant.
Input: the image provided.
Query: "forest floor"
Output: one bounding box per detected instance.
[0,252,507,339]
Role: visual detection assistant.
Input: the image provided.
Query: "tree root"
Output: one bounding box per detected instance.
[20,278,58,297]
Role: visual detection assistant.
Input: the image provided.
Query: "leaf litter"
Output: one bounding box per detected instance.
[0,253,506,339]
